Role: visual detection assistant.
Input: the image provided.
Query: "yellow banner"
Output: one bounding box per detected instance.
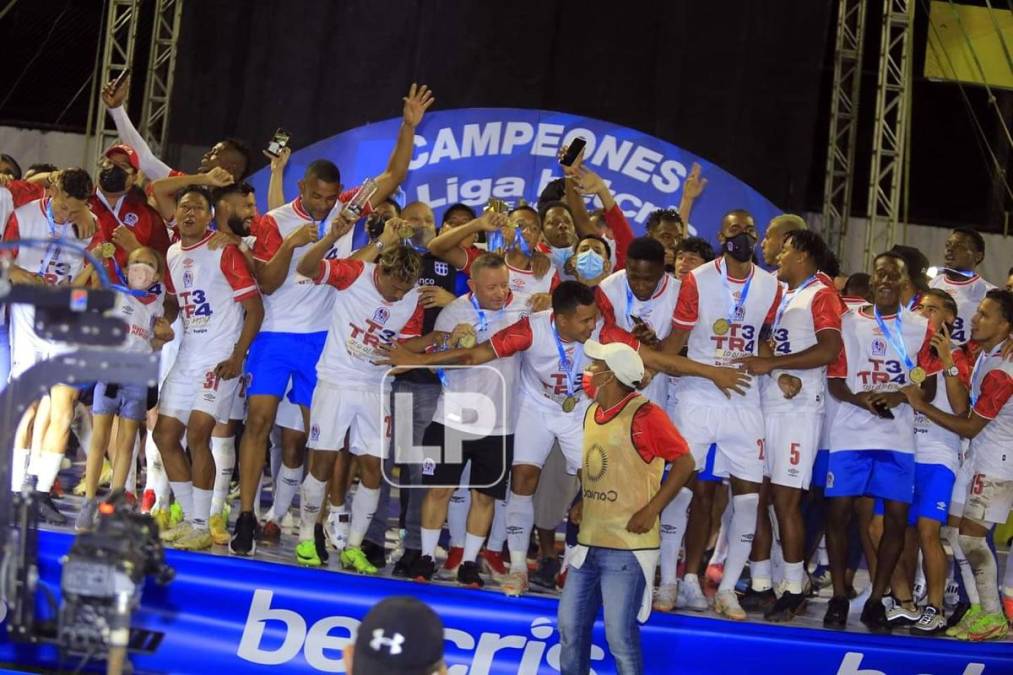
[924,1,1013,90]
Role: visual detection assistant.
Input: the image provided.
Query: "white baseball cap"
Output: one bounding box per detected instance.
[583,340,644,388]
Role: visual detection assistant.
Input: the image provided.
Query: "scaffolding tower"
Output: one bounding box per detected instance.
[138,0,185,158]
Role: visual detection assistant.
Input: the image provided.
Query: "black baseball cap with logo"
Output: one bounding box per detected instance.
[352,596,445,675]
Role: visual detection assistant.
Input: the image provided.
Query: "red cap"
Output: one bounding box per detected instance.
[105,144,139,171]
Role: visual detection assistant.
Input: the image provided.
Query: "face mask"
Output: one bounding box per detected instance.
[127,262,157,290]
[549,245,573,270]
[581,370,598,400]
[575,250,604,279]
[99,165,129,193]
[723,232,756,263]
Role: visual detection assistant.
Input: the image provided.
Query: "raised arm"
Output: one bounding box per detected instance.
[295,216,355,278]
[677,162,708,226]
[427,211,504,270]
[265,146,291,211]
[369,84,435,207]
[149,167,234,221]
[102,76,173,180]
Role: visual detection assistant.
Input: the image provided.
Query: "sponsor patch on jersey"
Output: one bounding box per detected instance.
[123,212,139,227]
[434,261,449,276]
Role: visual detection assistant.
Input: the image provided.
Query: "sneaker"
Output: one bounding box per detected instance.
[966,611,1010,642]
[209,513,230,546]
[296,539,322,567]
[740,587,777,613]
[152,508,172,533]
[440,546,464,579]
[714,590,747,620]
[531,557,561,592]
[409,554,437,582]
[910,605,947,635]
[860,598,891,632]
[314,523,330,564]
[457,560,484,589]
[705,562,724,587]
[174,527,213,551]
[393,548,421,578]
[340,546,378,575]
[1004,595,1013,623]
[912,582,926,607]
[168,502,183,527]
[943,579,960,611]
[501,570,529,597]
[653,583,678,612]
[160,520,192,543]
[259,520,282,543]
[229,511,258,556]
[360,540,386,570]
[764,591,806,623]
[885,603,922,627]
[946,604,982,638]
[74,498,99,532]
[140,489,156,514]
[479,549,509,582]
[823,595,850,629]
[680,576,709,611]
[35,492,68,525]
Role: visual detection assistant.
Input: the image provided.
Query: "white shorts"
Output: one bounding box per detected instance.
[764,411,822,490]
[962,474,1013,525]
[276,393,305,432]
[512,398,585,474]
[157,320,183,387]
[229,371,250,421]
[307,382,389,458]
[676,403,765,483]
[949,458,975,516]
[159,359,239,425]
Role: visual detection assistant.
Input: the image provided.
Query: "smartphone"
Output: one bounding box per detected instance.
[112,67,131,90]
[266,128,291,158]
[559,137,587,167]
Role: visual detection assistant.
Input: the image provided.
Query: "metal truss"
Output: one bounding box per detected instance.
[138,0,185,157]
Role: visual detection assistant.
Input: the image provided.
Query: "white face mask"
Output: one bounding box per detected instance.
[126,262,157,290]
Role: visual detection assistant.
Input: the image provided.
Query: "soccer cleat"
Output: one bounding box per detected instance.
[140,489,157,514]
[259,520,282,543]
[943,579,960,610]
[885,603,922,627]
[151,508,171,533]
[440,546,464,579]
[653,583,678,612]
[174,527,213,551]
[169,502,184,527]
[740,587,777,613]
[714,590,747,621]
[966,612,1010,642]
[340,546,378,575]
[229,511,258,556]
[360,540,386,570]
[501,570,529,597]
[823,595,850,629]
[209,513,230,546]
[479,549,509,581]
[860,598,892,633]
[35,492,68,525]
[314,524,330,563]
[160,521,193,544]
[705,562,725,587]
[531,557,562,592]
[74,499,99,532]
[409,554,437,582]
[765,591,806,623]
[679,576,709,611]
[393,548,421,578]
[296,539,322,567]
[910,605,947,635]
[457,561,484,589]
[1003,595,1013,623]
[946,604,982,638]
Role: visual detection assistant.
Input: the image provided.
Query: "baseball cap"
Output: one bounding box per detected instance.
[352,597,444,675]
[104,144,139,171]
[583,339,644,388]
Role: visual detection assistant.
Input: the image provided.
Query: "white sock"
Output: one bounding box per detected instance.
[946,526,979,605]
[448,487,469,548]
[463,532,484,563]
[718,493,760,594]
[191,487,212,529]
[751,559,773,592]
[210,436,235,515]
[710,498,732,566]
[684,572,701,590]
[269,426,283,483]
[299,474,327,541]
[144,434,170,507]
[169,480,194,520]
[271,464,302,522]
[11,447,29,491]
[488,498,508,552]
[348,486,380,548]
[125,435,140,494]
[960,534,1000,613]
[769,505,785,586]
[914,549,926,589]
[660,488,692,585]
[818,534,829,566]
[421,527,440,559]
[506,492,534,573]
[31,451,63,493]
[784,561,805,594]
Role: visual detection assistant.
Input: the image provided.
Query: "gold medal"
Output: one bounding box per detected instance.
[713,318,730,335]
[561,395,577,413]
[457,334,477,349]
[397,223,415,240]
[100,242,116,259]
[909,366,926,384]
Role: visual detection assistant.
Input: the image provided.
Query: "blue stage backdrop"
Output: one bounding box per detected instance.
[248,108,781,249]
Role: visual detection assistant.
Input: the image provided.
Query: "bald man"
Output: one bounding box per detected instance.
[760,214,807,267]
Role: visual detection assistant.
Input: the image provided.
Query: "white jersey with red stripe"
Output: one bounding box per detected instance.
[313,259,423,391]
[596,269,680,405]
[764,279,844,414]
[968,340,1013,480]
[828,306,941,454]
[672,258,781,408]
[929,273,994,345]
[251,197,358,334]
[109,289,165,354]
[819,296,869,450]
[913,347,970,473]
[164,232,259,365]
[506,259,555,296]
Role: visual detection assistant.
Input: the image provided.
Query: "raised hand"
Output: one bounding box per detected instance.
[330,213,355,240]
[575,167,607,196]
[264,145,291,172]
[286,223,319,249]
[203,166,234,187]
[101,74,130,108]
[402,83,435,129]
[682,162,708,200]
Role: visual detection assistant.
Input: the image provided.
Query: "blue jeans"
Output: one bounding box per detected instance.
[558,546,645,675]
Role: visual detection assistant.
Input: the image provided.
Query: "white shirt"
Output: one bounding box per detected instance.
[968,341,1013,480]
[929,273,995,345]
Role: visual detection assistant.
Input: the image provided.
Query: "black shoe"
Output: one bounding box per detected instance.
[457,560,484,588]
[530,557,561,591]
[229,511,258,556]
[946,601,970,628]
[314,523,330,564]
[35,491,67,525]
[361,539,387,569]
[765,591,807,622]
[393,548,421,578]
[860,598,891,632]
[409,554,436,582]
[740,587,777,613]
[823,595,849,628]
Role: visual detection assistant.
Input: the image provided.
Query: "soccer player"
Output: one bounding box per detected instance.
[901,289,1013,641]
[673,236,715,280]
[823,252,941,630]
[153,186,263,551]
[758,213,806,267]
[929,228,995,345]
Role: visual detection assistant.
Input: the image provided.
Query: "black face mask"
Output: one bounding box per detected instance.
[228,215,251,237]
[723,232,756,263]
[99,165,129,193]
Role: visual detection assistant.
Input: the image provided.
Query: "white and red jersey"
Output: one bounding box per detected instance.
[672,258,782,408]
[820,296,865,450]
[596,270,680,405]
[313,259,422,390]
[433,291,529,435]
[251,196,360,334]
[929,273,994,345]
[827,306,942,453]
[764,279,845,414]
[914,347,971,473]
[459,246,555,295]
[968,340,1013,480]
[164,232,259,365]
[109,289,165,353]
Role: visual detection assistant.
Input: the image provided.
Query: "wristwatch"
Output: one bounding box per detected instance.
[374,239,384,251]
[944,365,959,377]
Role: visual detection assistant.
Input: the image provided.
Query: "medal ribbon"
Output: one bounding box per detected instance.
[719,258,753,324]
[873,305,916,374]
[551,318,578,399]
[773,274,818,331]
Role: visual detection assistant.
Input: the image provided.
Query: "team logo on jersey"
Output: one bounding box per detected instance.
[733,305,746,322]
[310,423,320,442]
[870,338,887,356]
[434,261,448,276]
[826,471,834,489]
[372,308,390,325]
[422,457,436,476]
[123,212,139,227]
[183,270,194,289]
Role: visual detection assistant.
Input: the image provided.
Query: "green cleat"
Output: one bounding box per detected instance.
[946,604,982,639]
[966,611,1010,642]
[340,546,378,574]
[169,502,184,527]
[296,539,322,567]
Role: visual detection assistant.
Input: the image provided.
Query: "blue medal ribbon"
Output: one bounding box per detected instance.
[38,201,70,276]
[719,258,753,323]
[873,305,915,373]
[773,274,818,331]
[109,259,156,298]
[551,319,578,398]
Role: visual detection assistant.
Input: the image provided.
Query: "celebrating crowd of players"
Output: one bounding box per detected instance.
[2,78,1013,647]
